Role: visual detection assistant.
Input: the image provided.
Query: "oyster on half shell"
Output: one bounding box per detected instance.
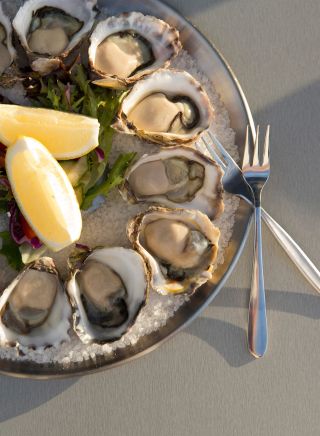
[66,247,150,344]
[121,146,224,219]
[128,207,220,295]
[0,4,16,75]
[13,0,97,75]
[89,12,182,89]
[113,69,213,145]
[0,258,71,349]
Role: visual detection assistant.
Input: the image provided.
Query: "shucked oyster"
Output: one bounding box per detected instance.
[0,258,71,349]
[0,4,16,75]
[13,0,97,75]
[113,69,213,145]
[128,207,220,295]
[67,247,149,344]
[121,146,224,219]
[89,12,181,89]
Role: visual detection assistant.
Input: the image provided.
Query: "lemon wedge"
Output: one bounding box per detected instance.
[0,104,100,160]
[6,136,82,252]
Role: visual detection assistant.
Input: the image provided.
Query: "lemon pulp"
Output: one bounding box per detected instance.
[0,105,100,160]
[6,136,82,251]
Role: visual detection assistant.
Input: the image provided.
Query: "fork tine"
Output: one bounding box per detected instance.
[201,134,227,170]
[195,136,207,154]
[252,125,260,166]
[242,125,251,168]
[262,125,270,166]
[207,130,231,165]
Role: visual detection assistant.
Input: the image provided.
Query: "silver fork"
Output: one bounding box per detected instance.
[195,130,320,295]
[242,126,270,358]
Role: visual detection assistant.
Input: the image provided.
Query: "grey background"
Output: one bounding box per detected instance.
[1,0,320,435]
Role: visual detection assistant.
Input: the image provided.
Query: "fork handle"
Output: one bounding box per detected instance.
[261,208,320,293]
[248,206,268,358]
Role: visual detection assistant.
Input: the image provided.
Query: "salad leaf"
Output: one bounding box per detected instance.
[19,243,48,265]
[82,152,136,210]
[0,231,23,271]
[30,63,130,209]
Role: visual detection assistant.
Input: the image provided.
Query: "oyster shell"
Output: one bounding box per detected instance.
[113,69,213,145]
[13,0,97,75]
[66,247,150,344]
[0,258,71,348]
[121,146,224,219]
[128,207,220,295]
[0,4,16,75]
[89,12,181,89]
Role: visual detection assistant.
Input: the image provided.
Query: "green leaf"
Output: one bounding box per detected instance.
[27,62,131,211]
[19,243,48,265]
[0,199,9,212]
[82,152,136,210]
[0,231,23,271]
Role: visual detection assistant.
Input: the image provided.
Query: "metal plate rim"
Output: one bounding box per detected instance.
[0,0,254,380]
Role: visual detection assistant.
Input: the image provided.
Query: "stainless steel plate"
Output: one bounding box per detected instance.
[0,0,254,379]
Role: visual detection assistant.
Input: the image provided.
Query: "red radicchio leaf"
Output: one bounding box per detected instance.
[65,83,72,107]
[95,147,105,163]
[9,202,42,249]
[75,243,91,251]
[0,176,11,192]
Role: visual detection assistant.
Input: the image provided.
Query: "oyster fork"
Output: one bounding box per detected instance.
[195,130,320,295]
[242,126,270,358]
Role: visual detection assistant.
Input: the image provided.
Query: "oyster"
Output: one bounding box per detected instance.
[113,69,213,145]
[13,0,97,74]
[89,12,181,89]
[0,4,16,75]
[121,146,224,219]
[0,258,71,348]
[128,207,220,295]
[67,247,149,344]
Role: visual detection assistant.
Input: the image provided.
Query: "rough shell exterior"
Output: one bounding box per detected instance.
[112,69,214,145]
[127,206,220,295]
[0,3,16,72]
[66,247,151,344]
[89,12,182,89]
[0,257,71,349]
[121,146,224,219]
[12,0,97,74]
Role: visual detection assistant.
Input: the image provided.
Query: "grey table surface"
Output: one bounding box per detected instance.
[1,0,320,435]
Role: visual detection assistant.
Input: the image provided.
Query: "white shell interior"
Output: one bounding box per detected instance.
[67,247,148,343]
[123,146,224,219]
[130,208,220,295]
[116,69,213,142]
[89,12,181,81]
[12,0,97,55]
[0,262,71,348]
[0,3,16,67]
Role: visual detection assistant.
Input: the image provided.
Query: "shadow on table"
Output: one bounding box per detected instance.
[255,81,320,217]
[185,286,320,368]
[184,79,320,367]
[0,376,78,423]
[0,80,319,422]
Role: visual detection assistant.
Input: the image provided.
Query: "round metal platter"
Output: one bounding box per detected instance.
[0,0,254,379]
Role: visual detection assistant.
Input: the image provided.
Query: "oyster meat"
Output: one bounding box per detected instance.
[67,247,149,344]
[89,12,181,89]
[113,69,213,145]
[121,146,224,219]
[128,207,220,295]
[0,258,71,348]
[0,4,16,75]
[13,0,97,74]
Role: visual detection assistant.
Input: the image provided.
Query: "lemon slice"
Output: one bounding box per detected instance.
[0,104,100,160]
[6,136,82,252]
